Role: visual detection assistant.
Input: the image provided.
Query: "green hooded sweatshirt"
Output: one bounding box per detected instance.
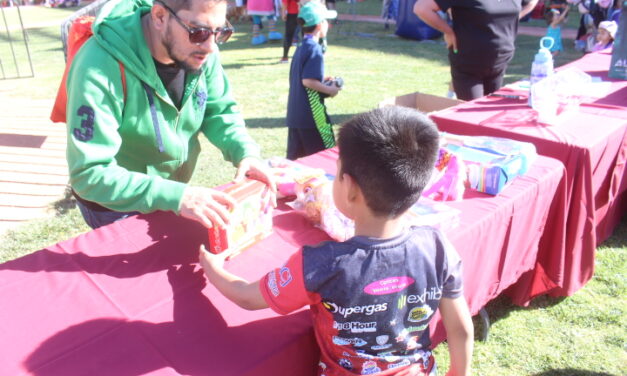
[66,0,260,214]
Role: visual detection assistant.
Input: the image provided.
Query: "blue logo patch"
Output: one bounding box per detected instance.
[195,90,207,108]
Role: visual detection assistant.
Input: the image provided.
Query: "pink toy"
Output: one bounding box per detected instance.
[422,148,466,201]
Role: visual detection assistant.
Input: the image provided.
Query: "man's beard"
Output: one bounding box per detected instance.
[163,32,205,74]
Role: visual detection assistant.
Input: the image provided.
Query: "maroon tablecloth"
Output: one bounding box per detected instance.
[430,51,627,298]
[0,148,565,375]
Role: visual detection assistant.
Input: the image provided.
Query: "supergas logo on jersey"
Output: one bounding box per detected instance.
[323,301,388,318]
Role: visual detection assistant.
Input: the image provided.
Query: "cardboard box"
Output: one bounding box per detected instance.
[378,92,464,113]
[208,179,273,257]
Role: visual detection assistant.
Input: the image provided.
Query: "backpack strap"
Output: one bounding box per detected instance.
[119,61,127,103]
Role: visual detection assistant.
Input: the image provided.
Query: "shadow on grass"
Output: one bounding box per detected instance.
[244,113,359,129]
[474,216,626,336]
[531,370,615,376]
[52,185,76,216]
[222,55,284,70]
[222,21,584,92]
[245,117,284,129]
[599,215,627,248]
[471,293,567,342]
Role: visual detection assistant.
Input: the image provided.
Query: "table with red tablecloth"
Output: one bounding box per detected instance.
[430,51,627,298]
[559,49,627,109]
[0,148,565,375]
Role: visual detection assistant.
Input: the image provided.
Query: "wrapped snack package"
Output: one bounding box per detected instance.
[403,197,461,233]
[268,157,327,198]
[287,174,355,242]
[287,174,460,241]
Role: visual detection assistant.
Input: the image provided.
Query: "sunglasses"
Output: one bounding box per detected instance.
[154,0,234,45]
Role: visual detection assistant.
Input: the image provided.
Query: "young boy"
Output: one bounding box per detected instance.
[199,106,474,376]
[285,1,340,160]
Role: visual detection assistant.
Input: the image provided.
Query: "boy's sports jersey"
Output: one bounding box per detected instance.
[260,226,464,375]
[286,35,325,129]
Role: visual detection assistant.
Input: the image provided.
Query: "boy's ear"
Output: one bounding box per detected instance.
[344,173,361,203]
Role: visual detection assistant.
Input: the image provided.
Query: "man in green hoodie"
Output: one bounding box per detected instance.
[66,0,275,229]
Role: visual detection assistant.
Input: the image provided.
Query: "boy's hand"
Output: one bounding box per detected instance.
[199,244,229,274]
[327,85,340,98]
[198,244,269,311]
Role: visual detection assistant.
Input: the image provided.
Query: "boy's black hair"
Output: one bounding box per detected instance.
[337,106,440,218]
[297,17,318,33]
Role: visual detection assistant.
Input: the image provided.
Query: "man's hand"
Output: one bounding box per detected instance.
[179,186,237,228]
[234,157,277,208]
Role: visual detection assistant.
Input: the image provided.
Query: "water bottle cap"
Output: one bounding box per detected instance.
[540,36,554,50]
[534,37,554,63]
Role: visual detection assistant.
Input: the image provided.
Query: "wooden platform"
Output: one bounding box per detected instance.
[0,96,68,235]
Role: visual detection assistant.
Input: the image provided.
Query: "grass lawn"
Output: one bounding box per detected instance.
[0,2,625,375]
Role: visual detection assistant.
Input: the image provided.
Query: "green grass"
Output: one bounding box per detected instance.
[0,4,75,92]
[0,2,625,375]
[433,220,627,375]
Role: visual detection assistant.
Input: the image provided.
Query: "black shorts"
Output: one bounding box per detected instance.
[286,127,327,160]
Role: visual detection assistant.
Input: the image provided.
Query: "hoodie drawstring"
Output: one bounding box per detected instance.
[141,82,165,153]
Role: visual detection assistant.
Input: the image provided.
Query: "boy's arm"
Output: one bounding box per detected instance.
[302,78,340,97]
[439,296,474,376]
[199,245,269,310]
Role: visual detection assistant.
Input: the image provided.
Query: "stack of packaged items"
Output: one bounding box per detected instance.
[440,133,538,196]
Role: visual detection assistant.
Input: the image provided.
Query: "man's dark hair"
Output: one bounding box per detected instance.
[160,0,226,12]
[337,106,440,218]
[159,0,191,12]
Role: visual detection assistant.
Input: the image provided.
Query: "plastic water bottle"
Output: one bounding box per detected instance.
[529,37,555,108]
